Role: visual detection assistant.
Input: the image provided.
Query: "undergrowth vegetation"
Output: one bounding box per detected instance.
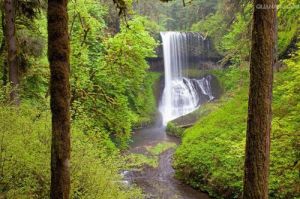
[0,0,299,198]
[192,0,300,64]
[0,105,143,199]
[0,1,159,197]
[173,48,300,198]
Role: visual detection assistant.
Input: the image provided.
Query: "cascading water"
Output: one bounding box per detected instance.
[159,32,214,125]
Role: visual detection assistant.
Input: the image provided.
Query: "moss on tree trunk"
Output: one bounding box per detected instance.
[48,0,71,198]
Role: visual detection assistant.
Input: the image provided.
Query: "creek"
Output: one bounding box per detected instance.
[123,32,218,198]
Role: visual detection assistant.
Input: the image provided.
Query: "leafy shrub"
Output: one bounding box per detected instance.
[174,53,300,198]
[174,87,248,198]
[166,122,185,138]
[0,105,142,199]
[132,72,161,129]
[270,45,300,197]
[210,67,249,93]
[70,15,158,147]
[192,0,299,63]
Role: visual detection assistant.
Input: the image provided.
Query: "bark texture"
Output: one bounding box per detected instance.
[243,0,277,199]
[4,0,19,103]
[48,0,71,198]
[1,11,7,85]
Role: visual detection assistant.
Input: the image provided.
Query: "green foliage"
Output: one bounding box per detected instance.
[132,72,161,128]
[0,0,159,148]
[26,0,160,150]
[219,8,252,64]
[168,67,248,140]
[134,0,218,31]
[173,53,300,198]
[1,0,299,197]
[20,15,49,103]
[125,153,158,168]
[191,13,225,57]
[191,1,252,65]
[0,2,161,196]
[270,44,300,197]
[278,0,300,55]
[0,105,143,198]
[146,141,177,156]
[174,86,248,198]
[191,12,226,48]
[126,141,177,169]
[192,0,299,64]
[69,13,158,147]
[166,122,185,137]
[0,106,51,198]
[70,126,143,199]
[210,67,249,93]
[102,16,157,133]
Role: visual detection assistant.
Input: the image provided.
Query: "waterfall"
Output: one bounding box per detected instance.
[159,32,214,125]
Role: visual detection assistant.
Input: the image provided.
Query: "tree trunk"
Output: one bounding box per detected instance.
[48,0,71,198]
[1,12,7,86]
[243,1,277,199]
[4,0,19,103]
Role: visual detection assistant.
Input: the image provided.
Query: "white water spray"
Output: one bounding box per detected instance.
[159,32,214,125]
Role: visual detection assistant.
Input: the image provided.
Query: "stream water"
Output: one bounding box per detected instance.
[124,32,214,198]
[127,127,210,199]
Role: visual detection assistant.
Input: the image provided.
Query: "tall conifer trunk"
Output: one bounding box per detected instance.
[1,11,7,85]
[243,0,277,198]
[48,0,71,198]
[4,0,18,103]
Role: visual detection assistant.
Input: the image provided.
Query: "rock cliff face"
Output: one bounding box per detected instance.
[149,32,222,72]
